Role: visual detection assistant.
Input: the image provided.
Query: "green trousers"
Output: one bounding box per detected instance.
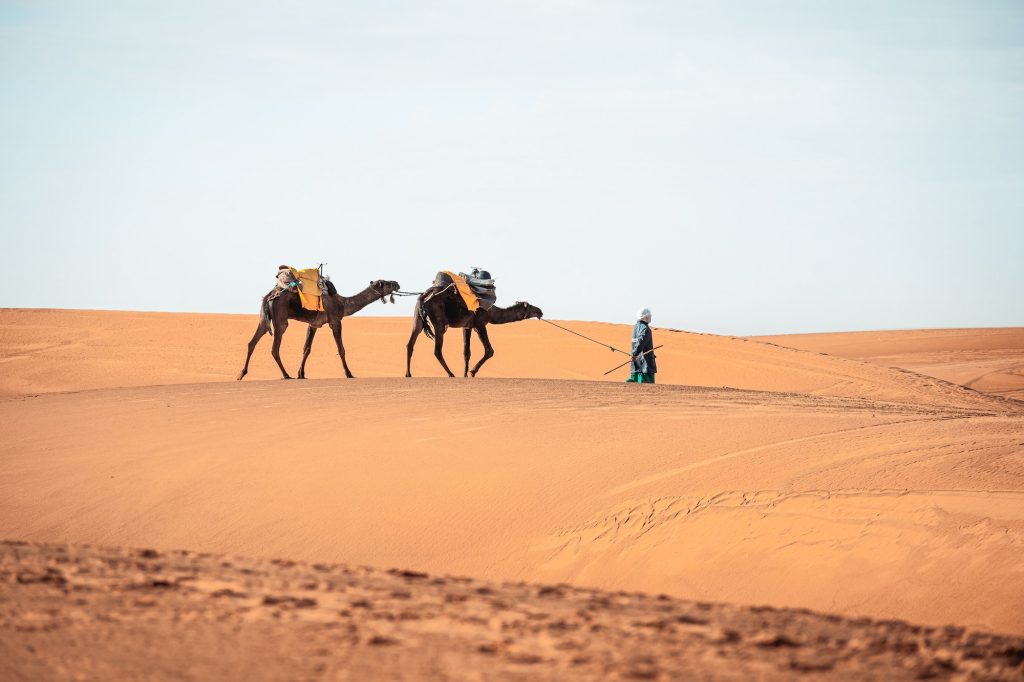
[626,372,656,384]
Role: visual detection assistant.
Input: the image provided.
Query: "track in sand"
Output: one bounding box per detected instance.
[2,376,1022,634]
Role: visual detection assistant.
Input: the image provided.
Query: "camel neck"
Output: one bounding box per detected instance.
[488,305,526,324]
[340,287,383,314]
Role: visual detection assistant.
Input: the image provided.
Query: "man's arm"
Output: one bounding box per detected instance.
[631,324,648,359]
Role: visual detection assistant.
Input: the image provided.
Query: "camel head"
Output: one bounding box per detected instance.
[514,301,544,320]
[371,279,401,304]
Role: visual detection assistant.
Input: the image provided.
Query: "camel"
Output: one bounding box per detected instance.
[238,279,400,380]
[406,284,543,378]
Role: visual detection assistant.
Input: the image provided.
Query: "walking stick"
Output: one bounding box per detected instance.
[603,345,663,376]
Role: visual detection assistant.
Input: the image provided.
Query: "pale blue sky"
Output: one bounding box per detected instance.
[2,1,1022,334]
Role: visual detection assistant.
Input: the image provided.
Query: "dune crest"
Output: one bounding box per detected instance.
[0,309,1013,414]
[752,328,1024,402]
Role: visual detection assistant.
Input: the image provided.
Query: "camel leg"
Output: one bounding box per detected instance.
[433,327,455,378]
[297,326,317,379]
[328,317,355,378]
[405,306,424,378]
[271,319,292,379]
[469,325,494,377]
[462,328,472,377]
[237,320,270,380]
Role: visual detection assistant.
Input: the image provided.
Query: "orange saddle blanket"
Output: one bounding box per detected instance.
[284,266,325,312]
[439,270,479,312]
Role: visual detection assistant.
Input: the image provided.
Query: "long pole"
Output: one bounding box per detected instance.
[603,345,663,376]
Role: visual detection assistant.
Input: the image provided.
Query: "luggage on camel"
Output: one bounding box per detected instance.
[464,267,496,309]
[430,267,497,311]
[271,265,331,312]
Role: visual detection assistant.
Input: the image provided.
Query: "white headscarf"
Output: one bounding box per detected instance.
[637,307,652,323]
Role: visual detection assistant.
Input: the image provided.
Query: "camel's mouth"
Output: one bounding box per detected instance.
[377,282,400,304]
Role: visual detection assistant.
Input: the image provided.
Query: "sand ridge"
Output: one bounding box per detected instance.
[752,328,1024,402]
[0,309,1015,415]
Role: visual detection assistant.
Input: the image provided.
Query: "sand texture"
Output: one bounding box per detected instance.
[1,309,1014,414]
[753,328,1024,402]
[4,541,1023,681]
[1,309,1023,679]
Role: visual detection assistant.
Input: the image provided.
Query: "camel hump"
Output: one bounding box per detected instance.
[432,271,480,312]
[430,269,498,311]
[433,271,454,288]
[278,266,326,312]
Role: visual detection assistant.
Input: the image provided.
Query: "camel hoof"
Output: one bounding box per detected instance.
[405,373,412,378]
[236,373,245,381]
[282,376,293,380]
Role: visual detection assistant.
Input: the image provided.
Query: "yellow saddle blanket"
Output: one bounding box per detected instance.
[289,267,325,312]
[441,270,479,312]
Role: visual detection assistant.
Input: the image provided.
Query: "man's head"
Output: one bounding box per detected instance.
[637,307,652,323]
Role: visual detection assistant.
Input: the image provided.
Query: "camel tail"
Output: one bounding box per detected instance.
[260,295,275,337]
[419,299,435,340]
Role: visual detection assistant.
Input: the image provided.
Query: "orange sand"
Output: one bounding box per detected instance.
[0,309,1008,412]
[1,309,1022,638]
[753,328,1024,401]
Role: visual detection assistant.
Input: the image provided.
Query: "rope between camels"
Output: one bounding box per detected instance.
[538,318,631,356]
[393,282,458,298]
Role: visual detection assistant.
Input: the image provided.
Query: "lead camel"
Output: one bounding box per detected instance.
[406,286,543,378]
[238,279,400,380]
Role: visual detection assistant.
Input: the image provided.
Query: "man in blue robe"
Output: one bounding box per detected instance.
[627,308,657,383]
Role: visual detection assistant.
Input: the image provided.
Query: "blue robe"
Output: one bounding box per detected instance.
[630,321,657,374]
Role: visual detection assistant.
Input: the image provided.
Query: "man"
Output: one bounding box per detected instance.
[627,308,657,383]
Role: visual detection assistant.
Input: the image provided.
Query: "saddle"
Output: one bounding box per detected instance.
[430,268,497,311]
[271,265,330,312]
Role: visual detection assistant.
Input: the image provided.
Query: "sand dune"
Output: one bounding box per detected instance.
[1,377,1021,633]
[1,308,1023,677]
[0,309,1011,413]
[753,328,1024,402]
[5,542,1022,681]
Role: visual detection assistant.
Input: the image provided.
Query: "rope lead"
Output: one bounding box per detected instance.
[538,318,632,356]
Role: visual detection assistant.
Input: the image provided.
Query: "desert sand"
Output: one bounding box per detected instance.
[753,328,1024,402]
[1,308,1023,679]
[4,541,1023,681]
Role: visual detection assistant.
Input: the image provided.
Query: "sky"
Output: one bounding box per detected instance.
[2,1,1022,335]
